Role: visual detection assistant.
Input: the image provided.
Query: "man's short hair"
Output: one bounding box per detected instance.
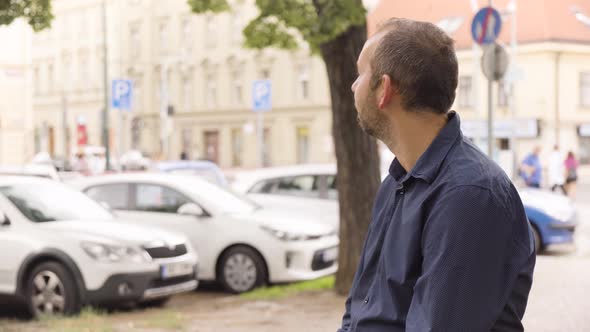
[370,18,459,114]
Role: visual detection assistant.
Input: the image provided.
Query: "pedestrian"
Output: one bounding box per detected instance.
[73,152,89,175]
[548,145,566,194]
[339,18,535,331]
[520,146,542,188]
[180,151,188,160]
[565,151,579,199]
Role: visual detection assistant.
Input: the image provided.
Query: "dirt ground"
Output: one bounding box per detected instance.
[0,287,346,332]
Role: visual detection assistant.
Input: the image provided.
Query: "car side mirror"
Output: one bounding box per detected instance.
[178,203,205,218]
[0,212,10,226]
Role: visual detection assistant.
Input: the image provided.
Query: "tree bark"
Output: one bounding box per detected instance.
[319,24,381,296]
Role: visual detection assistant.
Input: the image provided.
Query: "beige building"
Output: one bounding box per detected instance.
[0,20,34,164]
[31,0,335,168]
[370,0,590,172]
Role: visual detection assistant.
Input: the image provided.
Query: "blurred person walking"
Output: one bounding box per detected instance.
[520,147,542,188]
[339,18,535,332]
[565,151,579,199]
[548,145,566,194]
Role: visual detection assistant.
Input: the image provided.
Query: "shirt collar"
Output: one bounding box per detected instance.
[388,111,462,184]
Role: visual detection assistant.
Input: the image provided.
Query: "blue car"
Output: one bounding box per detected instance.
[519,188,578,253]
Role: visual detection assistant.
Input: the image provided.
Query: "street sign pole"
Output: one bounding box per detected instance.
[101,0,110,171]
[487,50,494,158]
[487,0,494,159]
[257,112,264,167]
[252,80,272,168]
[472,4,503,159]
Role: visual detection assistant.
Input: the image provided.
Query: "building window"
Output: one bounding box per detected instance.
[205,15,216,47]
[260,69,270,80]
[231,128,243,167]
[458,75,473,108]
[231,11,242,44]
[47,64,54,94]
[297,65,310,100]
[296,126,310,164]
[498,80,511,107]
[34,67,40,95]
[133,76,143,111]
[205,73,217,108]
[181,17,193,53]
[182,76,193,112]
[79,53,89,90]
[63,55,73,92]
[181,128,192,159]
[580,72,590,107]
[158,19,169,53]
[130,23,141,58]
[231,70,243,105]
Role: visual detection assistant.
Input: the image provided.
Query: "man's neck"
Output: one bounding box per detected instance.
[383,111,449,172]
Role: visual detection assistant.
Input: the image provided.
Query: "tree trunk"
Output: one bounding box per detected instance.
[320,24,381,296]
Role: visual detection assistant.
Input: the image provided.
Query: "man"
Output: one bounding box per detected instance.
[339,18,536,331]
[520,146,542,188]
[548,145,566,194]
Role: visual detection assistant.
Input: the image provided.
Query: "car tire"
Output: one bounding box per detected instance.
[532,227,542,254]
[218,246,267,294]
[138,296,171,308]
[25,261,81,318]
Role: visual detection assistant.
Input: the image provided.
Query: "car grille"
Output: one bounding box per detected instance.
[144,244,188,259]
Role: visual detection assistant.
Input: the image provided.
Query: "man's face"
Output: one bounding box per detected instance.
[351,35,384,138]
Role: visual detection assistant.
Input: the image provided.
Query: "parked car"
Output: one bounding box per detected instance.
[232,164,578,253]
[0,176,198,317]
[154,160,228,187]
[0,164,60,181]
[119,150,151,171]
[70,173,339,293]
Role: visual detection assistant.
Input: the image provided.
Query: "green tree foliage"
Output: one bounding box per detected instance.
[0,0,53,32]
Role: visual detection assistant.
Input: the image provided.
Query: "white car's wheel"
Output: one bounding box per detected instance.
[25,262,80,317]
[218,247,266,293]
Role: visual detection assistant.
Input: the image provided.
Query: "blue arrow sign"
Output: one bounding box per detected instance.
[471,7,502,45]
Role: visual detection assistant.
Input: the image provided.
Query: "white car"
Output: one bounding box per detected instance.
[0,177,198,317]
[230,164,340,229]
[70,173,339,293]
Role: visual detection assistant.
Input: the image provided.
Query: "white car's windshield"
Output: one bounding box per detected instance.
[181,178,259,215]
[0,183,113,222]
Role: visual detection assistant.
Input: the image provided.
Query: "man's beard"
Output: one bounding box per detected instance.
[357,114,376,137]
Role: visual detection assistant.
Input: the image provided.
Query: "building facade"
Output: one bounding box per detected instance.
[0,20,34,164]
[31,0,335,168]
[370,0,590,172]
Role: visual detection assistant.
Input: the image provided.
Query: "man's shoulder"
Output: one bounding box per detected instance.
[438,137,513,195]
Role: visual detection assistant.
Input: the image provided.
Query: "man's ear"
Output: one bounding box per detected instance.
[378,74,397,109]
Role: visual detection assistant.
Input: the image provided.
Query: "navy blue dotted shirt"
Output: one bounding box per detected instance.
[338,112,536,332]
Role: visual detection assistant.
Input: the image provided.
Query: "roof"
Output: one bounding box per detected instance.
[0,175,57,186]
[368,0,590,50]
[69,172,212,189]
[230,164,337,193]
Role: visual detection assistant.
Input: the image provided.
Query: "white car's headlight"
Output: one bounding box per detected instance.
[81,242,149,263]
[260,226,329,242]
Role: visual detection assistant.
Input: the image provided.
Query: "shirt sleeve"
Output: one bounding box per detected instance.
[406,185,519,331]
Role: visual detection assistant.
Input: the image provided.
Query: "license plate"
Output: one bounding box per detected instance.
[322,247,338,262]
[160,262,193,279]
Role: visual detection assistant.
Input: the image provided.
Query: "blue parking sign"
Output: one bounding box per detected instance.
[112,79,133,111]
[252,80,271,112]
